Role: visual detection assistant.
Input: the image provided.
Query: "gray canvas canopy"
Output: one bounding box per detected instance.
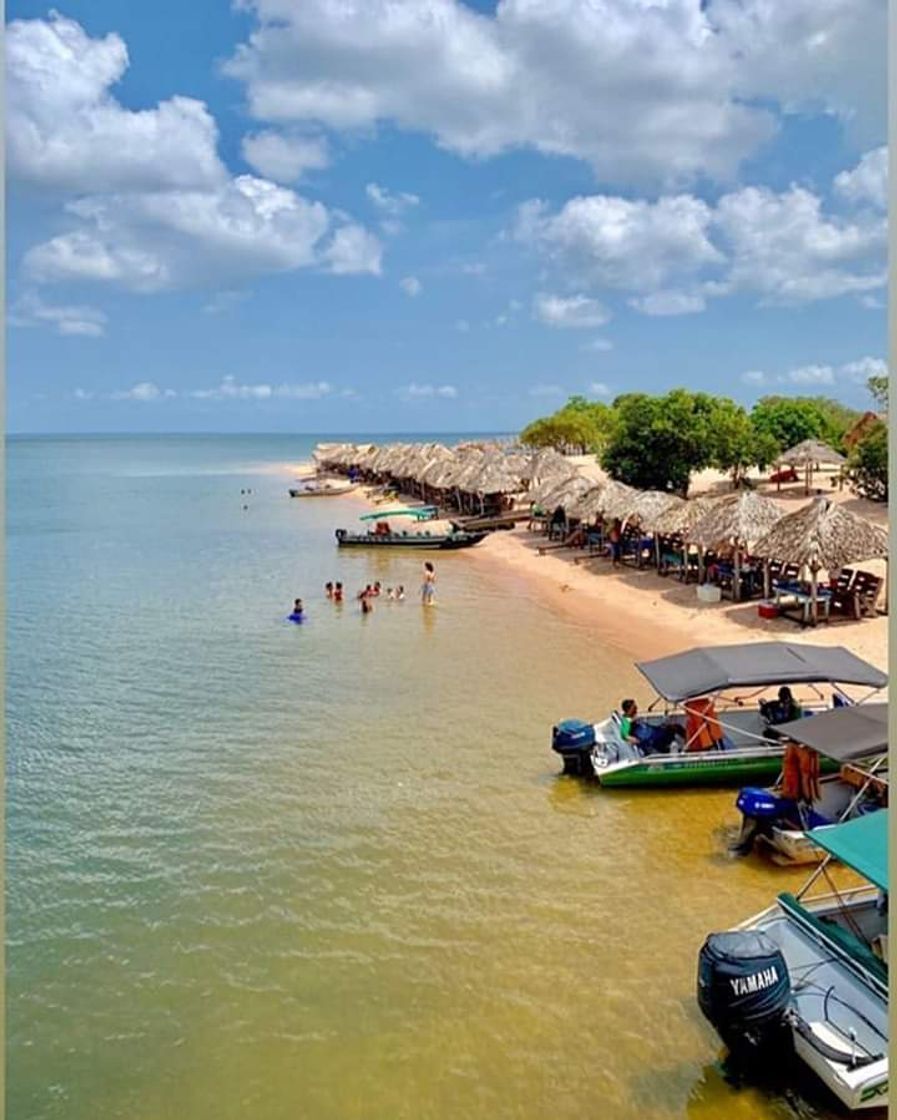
[773,703,888,761]
[635,642,887,702]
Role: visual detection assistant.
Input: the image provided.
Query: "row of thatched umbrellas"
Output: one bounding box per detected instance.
[315,441,886,621]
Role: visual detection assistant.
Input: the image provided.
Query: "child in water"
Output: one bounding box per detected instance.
[325,581,334,599]
[291,598,305,620]
[333,582,344,603]
[421,563,436,606]
[361,592,373,614]
[396,585,405,601]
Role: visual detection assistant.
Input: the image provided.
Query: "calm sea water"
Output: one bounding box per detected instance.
[8,435,840,1120]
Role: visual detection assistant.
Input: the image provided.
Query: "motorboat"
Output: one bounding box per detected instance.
[698,812,888,1111]
[734,703,888,864]
[289,476,359,497]
[335,508,487,549]
[550,643,887,787]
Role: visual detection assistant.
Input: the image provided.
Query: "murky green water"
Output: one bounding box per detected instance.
[8,436,843,1119]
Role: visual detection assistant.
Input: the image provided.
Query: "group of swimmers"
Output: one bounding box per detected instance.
[292,563,436,622]
[354,582,407,614]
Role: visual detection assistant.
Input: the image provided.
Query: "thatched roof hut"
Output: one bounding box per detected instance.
[623,490,685,533]
[566,483,607,520]
[690,491,785,551]
[539,474,594,512]
[522,448,571,486]
[651,494,724,537]
[780,438,846,494]
[752,496,888,572]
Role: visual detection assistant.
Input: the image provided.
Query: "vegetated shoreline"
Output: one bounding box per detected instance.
[289,457,888,680]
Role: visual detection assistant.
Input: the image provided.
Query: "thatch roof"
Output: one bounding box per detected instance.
[566,483,607,519]
[595,480,640,521]
[521,448,571,485]
[652,494,725,536]
[690,491,785,551]
[626,490,686,533]
[780,438,846,466]
[752,496,888,571]
[540,474,594,511]
[468,458,526,495]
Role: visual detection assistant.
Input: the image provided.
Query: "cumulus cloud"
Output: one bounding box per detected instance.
[581,338,613,352]
[110,381,176,401]
[589,382,611,398]
[7,13,225,192]
[786,364,835,386]
[400,275,422,297]
[9,290,107,336]
[366,183,420,214]
[834,147,887,210]
[841,356,887,382]
[528,383,566,398]
[629,291,706,316]
[518,195,721,292]
[399,382,458,399]
[741,370,767,385]
[241,131,329,182]
[533,293,610,329]
[742,356,886,390]
[24,175,381,290]
[191,376,334,400]
[224,0,785,186]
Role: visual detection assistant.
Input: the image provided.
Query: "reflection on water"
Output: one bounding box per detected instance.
[8,436,848,1120]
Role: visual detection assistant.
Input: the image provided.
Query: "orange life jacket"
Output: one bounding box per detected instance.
[684,698,723,752]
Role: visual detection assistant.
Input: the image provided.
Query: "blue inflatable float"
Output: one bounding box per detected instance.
[287,612,305,624]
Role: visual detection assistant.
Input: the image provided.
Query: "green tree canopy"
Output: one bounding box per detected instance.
[750,396,859,453]
[868,374,888,411]
[849,420,888,502]
[520,395,617,454]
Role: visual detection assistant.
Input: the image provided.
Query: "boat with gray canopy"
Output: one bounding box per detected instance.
[733,703,888,864]
[551,642,887,787]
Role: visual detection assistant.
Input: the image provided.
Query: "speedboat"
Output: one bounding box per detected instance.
[698,812,888,1111]
[289,476,358,497]
[734,703,888,864]
[335,508,487,549]
[550,643,887,787]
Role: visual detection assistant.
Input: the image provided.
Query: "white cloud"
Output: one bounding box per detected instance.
[741,370,767,385]
[629,291,706,316]
[528,383,566,398]
[366,183,420,215]
[241,131,329,182]
[224,0,784,186]
[588,382,611,398]
[9,291,107,336]
[840,356,887,383]
[74,387,94,400]
[24,175,381,290]
[400,275,422,297]
[110,381,175,401]
[533,293,610,329]
[400,383,458,399]
[581,338,613,352]
[834,147,887,210]
[191,376,334,401]
[786,364,835,386]
[518,195,721,292]
[7,14,225,192]
[860,294,884,309]
[713,185,886,303]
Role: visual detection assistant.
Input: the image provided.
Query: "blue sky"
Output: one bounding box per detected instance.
[8,0,887,433]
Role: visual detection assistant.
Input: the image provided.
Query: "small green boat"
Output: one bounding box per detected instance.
[551,642,887,789]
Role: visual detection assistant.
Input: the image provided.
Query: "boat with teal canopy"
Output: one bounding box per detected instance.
[698,811,888,1111]
[358,506,438,521]
[335,508,487,550]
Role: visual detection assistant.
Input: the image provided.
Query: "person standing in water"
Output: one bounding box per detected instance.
[421,562,436,606]
[325,581,334,599]
[333,582,344,603]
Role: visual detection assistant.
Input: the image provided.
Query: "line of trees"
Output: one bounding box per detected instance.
[520,378,888,500]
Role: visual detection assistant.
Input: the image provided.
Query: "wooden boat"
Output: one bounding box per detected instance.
[550,643,887,787]
[289,477,358,497]
[335,508,487,550]
[698,813,888,1111]
[733,703,887,864]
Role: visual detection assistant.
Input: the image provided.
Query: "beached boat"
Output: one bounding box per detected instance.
[289,477,359,497]
[335,508,487,550]
[698,812,888,1111]
[550,643,887,788]
[733,703,887,864]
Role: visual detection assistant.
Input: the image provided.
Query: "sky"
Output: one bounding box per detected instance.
[7,0,888,434]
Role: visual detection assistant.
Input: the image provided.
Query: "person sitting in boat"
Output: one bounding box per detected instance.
[619,700,686,755]
[761,686,803,738]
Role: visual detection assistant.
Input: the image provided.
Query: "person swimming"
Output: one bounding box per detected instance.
[333,582,344,603]
[361,593,373,614]
[325,581,334,599]
[396,585,405,601]
[289,598,305,622]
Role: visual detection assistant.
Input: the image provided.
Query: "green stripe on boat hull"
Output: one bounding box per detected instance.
[597,754,840,789]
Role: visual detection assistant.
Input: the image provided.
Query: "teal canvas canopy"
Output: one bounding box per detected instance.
[808,813,888,890]
[359,507,437,522]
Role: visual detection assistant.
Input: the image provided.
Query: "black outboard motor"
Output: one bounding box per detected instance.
[551,719,596,777]
[698,931,792,1058]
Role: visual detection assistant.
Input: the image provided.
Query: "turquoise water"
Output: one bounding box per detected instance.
[8,436,838,1120]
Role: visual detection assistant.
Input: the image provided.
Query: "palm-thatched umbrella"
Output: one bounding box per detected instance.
[780,438,846,495]
[594,480,639,522]
[540,474,594,514]
[624,490,685,533]
[752,496,888,622]
[690,491,786,598]
[522,448,571,486]
[566,482,607,520]
[527,468,578,507]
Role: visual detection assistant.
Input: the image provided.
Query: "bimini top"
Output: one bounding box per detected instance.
[808,812,888,891]
[359,506,437,522]
[635,643,887,702]
[774,703,888,762]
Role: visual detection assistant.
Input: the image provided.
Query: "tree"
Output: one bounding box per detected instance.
[868,374,888,411]
[750,397,829,453]
[602,390,719,495]
[708,399,778,485]
[849,420,888,502]
[520,396,617,454]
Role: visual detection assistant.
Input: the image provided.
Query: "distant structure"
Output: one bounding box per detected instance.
[843,411,881,451]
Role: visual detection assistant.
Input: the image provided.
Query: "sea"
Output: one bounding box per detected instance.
[8,434,841,1120]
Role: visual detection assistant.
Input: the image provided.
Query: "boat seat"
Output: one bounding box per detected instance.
[778,893,888,984]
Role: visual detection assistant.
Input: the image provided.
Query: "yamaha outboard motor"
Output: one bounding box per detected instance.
[698,931,792,1057]
[551,719,596,777]
[731,787,791,855]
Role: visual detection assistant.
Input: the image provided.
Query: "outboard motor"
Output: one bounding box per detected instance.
[551,719,596,777]
[698,931,792,1058]
[731,787,790,855]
